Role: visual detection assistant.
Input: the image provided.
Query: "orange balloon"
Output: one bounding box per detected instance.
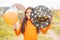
[3,10,18,25]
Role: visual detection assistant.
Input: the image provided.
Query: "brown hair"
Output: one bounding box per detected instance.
[21,7,33,33]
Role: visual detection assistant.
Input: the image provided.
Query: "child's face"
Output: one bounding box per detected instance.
[26,9,32,19]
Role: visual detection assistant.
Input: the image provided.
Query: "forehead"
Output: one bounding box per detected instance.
[27,9,32,12]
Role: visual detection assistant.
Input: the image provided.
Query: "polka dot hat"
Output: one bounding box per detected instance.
[30,5,52,28]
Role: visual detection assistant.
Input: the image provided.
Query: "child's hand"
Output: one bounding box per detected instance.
[14,20,20,29]
[14,20,21,36]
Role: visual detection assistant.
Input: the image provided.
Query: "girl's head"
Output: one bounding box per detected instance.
[25,7,33,19]
[21,7,33,33]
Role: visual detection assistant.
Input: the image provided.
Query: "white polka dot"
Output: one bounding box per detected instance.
[44,6,47,9]
[46,22,48,25]
[47,9,50,12]
[38,9,41,11]
[34,11,37,13]
[41,25,43,28]
[34,15,36,18]
[44,14,46,16]
[47,15,51,18]
[39,15,41,17]
[36,24,39,26]
[31,18,33,20]
[50,13,52,15]
[37,13,39,15]
[32,13,33,16]
[35,21,36,22]
[45,12,47,14]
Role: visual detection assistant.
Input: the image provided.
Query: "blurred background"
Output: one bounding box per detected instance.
[0,0,60,40]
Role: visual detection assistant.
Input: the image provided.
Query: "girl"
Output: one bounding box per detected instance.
[14,7,51,40]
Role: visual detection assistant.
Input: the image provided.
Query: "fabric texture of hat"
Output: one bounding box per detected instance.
[30,5,52,28]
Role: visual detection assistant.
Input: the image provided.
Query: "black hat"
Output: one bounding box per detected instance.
[30,5,52,28]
